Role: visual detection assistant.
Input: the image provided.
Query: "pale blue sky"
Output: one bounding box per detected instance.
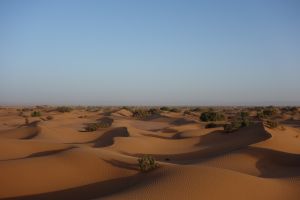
[0,0,299,106]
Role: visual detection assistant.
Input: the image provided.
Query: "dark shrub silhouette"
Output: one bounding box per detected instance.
[205,123,218,128]
[160,106,170,111]
[265,120,278,129]
[200,112,225,122]
[31,111,41,117]
[138,155,158,172]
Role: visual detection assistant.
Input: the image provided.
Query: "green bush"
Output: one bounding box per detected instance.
[257,111,265,119]
[191,107,202,112]
[240,118,250,127]
[31,111,41,117]
[56,106,73,113]
[84,117,113,132]
[223,118,250,133]
[160,106,170,111]
[169,108,180,113]
[262,107,277,117]
[138,155,158,172]
[265,120,278,129]
[200,112,225,122]
[97,117,113,128]
[240,111,249,118]
[223,121,241,133]
[132,109,159,120]
[84,123,99,132]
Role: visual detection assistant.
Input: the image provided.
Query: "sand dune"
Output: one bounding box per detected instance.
[0,107,299,199]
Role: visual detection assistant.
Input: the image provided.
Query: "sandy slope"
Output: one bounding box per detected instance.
[0,107,299,200]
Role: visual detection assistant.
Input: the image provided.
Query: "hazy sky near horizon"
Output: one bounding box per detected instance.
[1,0,300,106]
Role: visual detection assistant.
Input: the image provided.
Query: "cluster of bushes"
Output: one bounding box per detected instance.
[160,106,170,111]
[84,117,113,132]
[200,111,225,122]
[223,121,242,133]
[138,155,158,172]
[169,108,180,113]
[265,120,278,129]
[86,106,101,112]
[223,112,250,133]
[257,107,278,119]
[31,111,41,117]
[132,108,160,120]
[56,106,73,113]
[190,107,202,112]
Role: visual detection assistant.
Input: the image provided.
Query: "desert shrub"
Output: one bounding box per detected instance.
[138,155,158,172]
[240,118,250,127]
[31,111,41,117]
[46,116,53,120]
[263,107,277,116]
[169,108,180,113]
[257,111,265,119]
[200,112,225,122]
[205,123,218,128]
[223,117,250,133]
[86,106,101,112]
[84,117,113,132]
[84,123,99,132]
[56,106,73,113]
[240,111,249,118]
[265,120,278,129]
[223,120,241,133]
[148,108,160,115]
[160,106,170,111]
[132,109,159,120]
[97,117,113,128]
[191,107,202,112]
[132,109,150,119]
[281,106,298,115]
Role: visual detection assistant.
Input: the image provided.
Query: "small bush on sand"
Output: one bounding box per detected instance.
[148,108,160,115]
[223,118,250,133]
[31,111,41,117]
[84,117,113,132]
[257,111,265,119]
[56,106,73,113]
[169,108,180,113]
[138,155,158,172]
[205,123,218,128]
[200,112,225,122]
[191,107,202,112]
[262,107,277,117]
[265,120,278,129]
[46,116,53,120]
[84,123,99,132]
[132,109,159,120]
[97,117,113,128]
[240,111,249,118]
[160,106,170,111]
[223,120,241,133]
[240,118,250,127]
